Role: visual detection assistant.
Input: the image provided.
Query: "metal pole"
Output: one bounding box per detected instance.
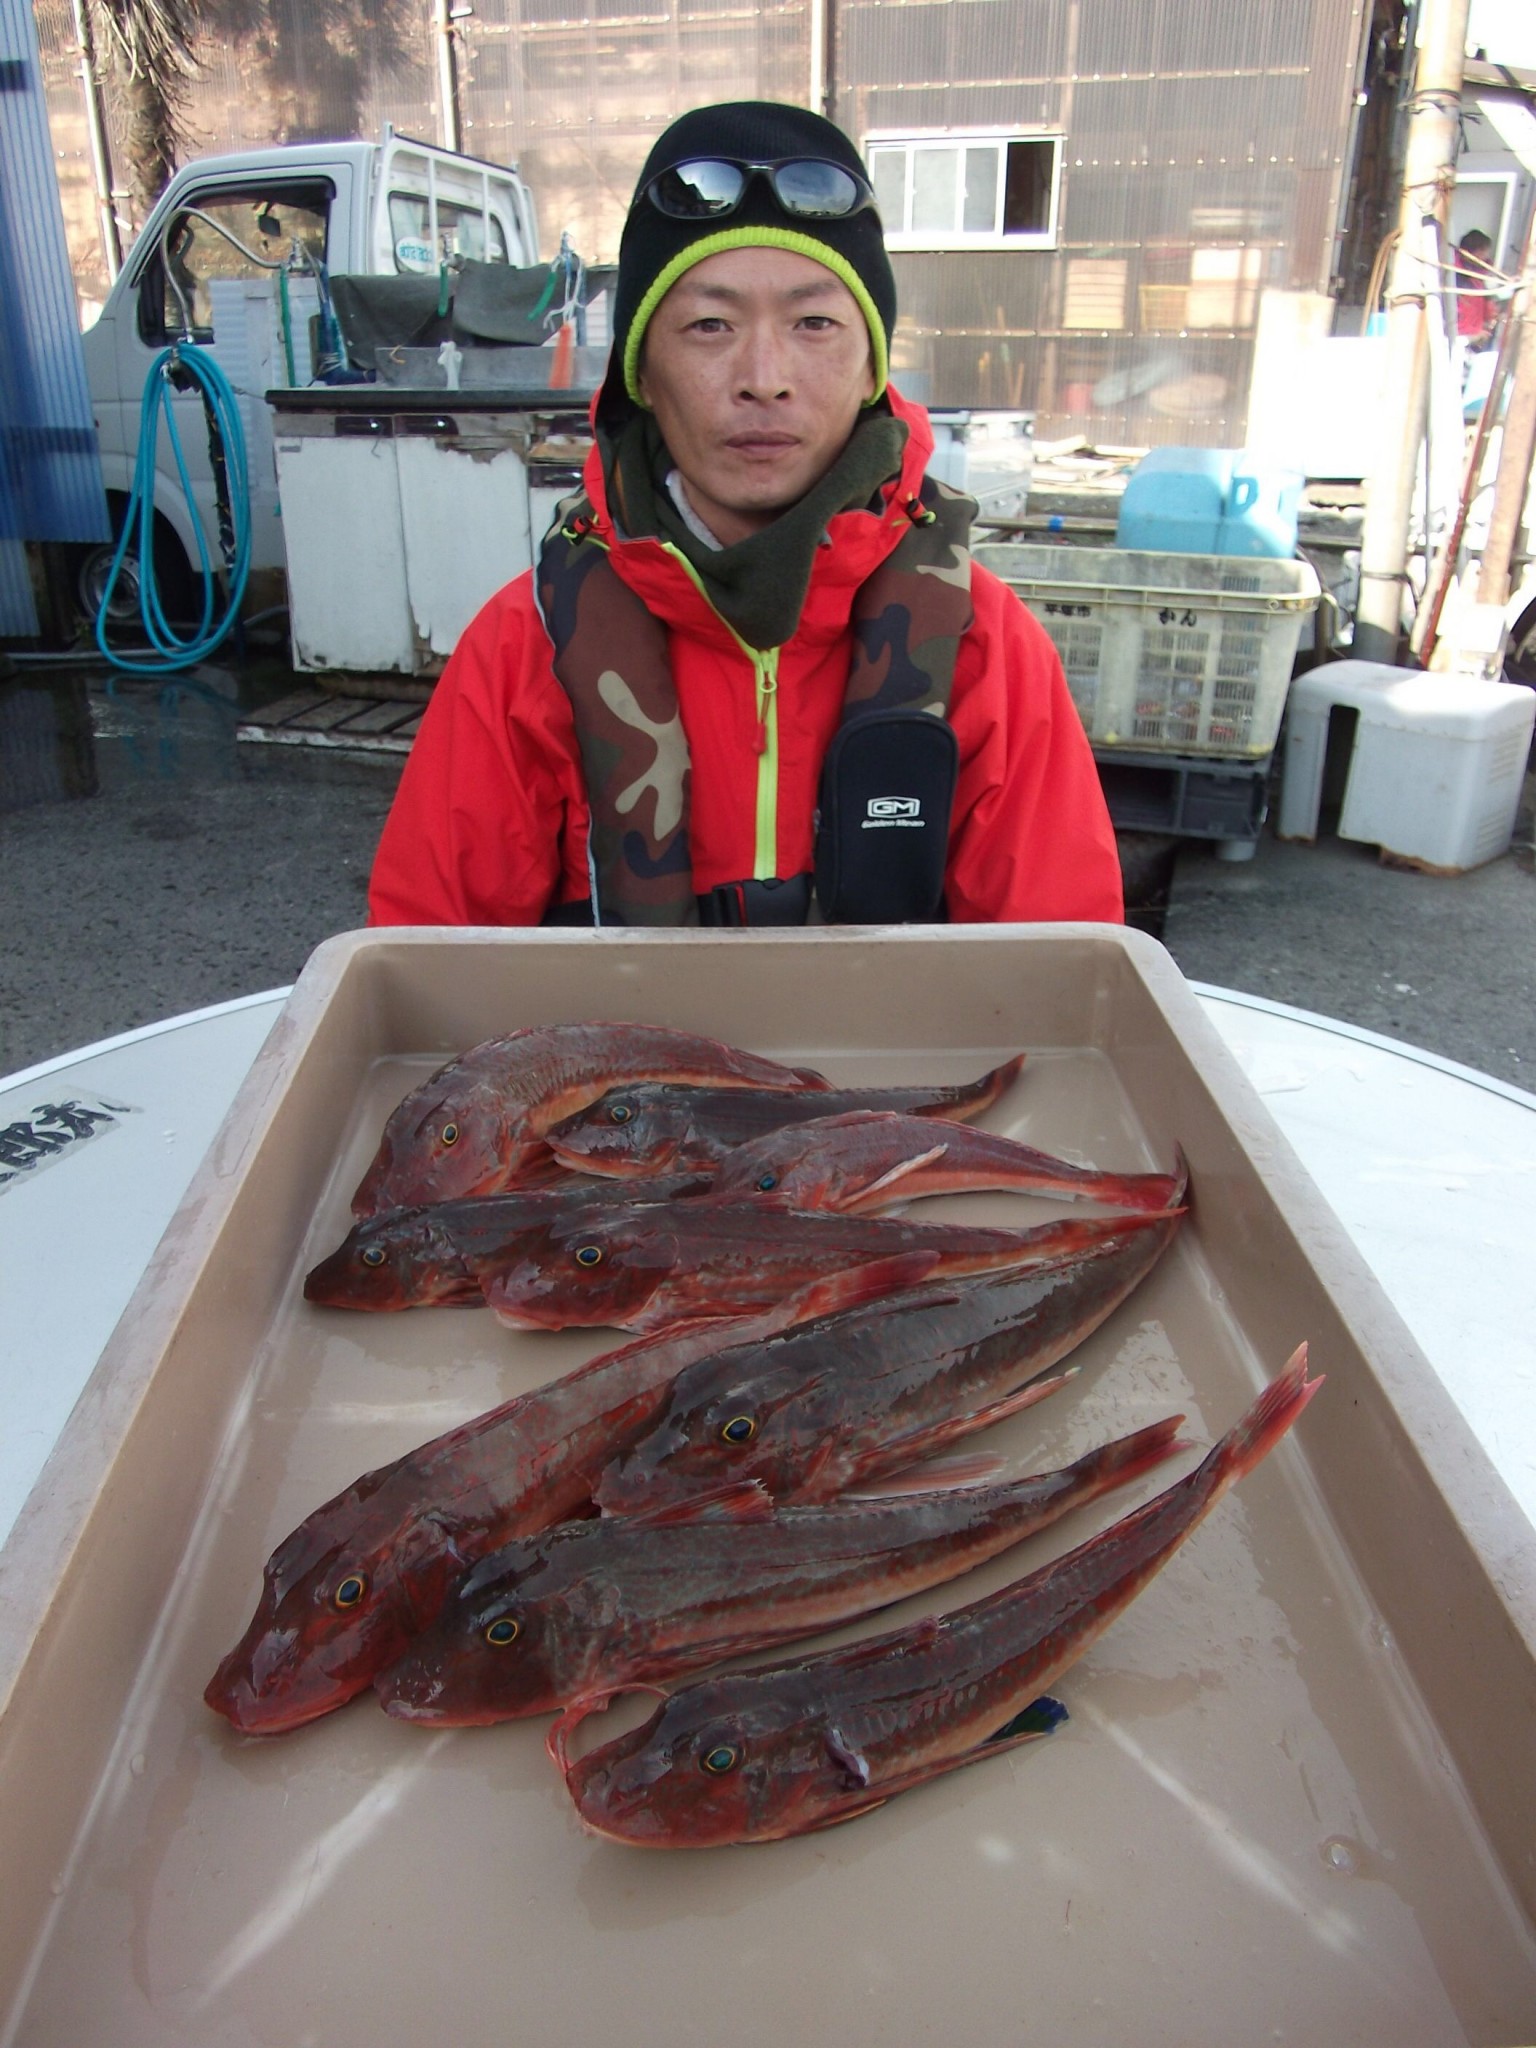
[433,0,461,156]
[1413,287,1519,661]
[809,0,835,118]
[1475,227,1536,610]
[1353,0,1470,666]
[71,0,121,282]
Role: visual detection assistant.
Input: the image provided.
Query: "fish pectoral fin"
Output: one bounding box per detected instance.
[845,1449,1009,1497]
[986,1695,1069,1743]
[854,1366,1081,1485]
[840,1697,1068,1812]
[849,1146,951,1210]
[790,1251,945,1320]
[620,1480,776,1528]
[799,1794,890,1835]
[823,1724,871,1788]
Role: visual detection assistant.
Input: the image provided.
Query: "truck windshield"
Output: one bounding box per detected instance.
[141,185,331,343]
[388,193,508,272]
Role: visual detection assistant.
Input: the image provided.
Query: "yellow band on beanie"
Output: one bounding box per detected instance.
[623,226,891,407]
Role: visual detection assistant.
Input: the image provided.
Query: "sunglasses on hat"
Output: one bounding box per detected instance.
[642,157,877,222]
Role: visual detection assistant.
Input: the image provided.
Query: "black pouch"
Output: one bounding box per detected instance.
[814,709,958,923]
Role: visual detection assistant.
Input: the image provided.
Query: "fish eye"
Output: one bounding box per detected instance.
[484,1617,520,1647]
[608,1104,633,1125]
[333,1573,367,1610]
[720,1415,757,1445]
[440,1122,459,1147]
[360,1245,386,1268]
[756,1173,778,1192]
[701,1743,741,1775]
[575,1245,603,1268]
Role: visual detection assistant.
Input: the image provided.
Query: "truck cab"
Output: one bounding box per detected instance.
[79,130,541,621]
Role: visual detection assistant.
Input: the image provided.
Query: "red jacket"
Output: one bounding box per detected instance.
[368,387,1124,925]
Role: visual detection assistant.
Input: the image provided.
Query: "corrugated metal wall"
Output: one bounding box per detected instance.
[1,0,106,634]
[33,0,1365,442]
[455,0,809,261]
[844,0,1365,439]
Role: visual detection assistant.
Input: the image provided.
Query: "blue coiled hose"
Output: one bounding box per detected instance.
[95,342,253,675]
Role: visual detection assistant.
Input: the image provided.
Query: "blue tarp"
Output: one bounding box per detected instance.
[0,0,108,634]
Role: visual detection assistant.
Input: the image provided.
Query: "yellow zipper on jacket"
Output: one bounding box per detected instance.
[661,544,781,882]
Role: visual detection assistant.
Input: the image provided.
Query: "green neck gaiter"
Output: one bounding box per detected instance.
[603,407,910,650]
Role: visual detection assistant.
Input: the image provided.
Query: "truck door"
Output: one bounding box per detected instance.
[121,172,350,580]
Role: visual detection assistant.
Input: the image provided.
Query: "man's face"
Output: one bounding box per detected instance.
[636,246,877,548]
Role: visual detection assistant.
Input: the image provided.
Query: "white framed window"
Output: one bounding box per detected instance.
[865,132,1062,251]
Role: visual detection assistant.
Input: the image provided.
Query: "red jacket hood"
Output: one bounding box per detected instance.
[575,384,940,643]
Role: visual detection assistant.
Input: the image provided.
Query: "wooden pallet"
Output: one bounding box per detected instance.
[236,686,424,754]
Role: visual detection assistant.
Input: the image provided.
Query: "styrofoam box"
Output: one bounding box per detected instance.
[1279,660,1536,870]
[3,929,1536,2045]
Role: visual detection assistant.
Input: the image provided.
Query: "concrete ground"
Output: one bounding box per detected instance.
[2,658,1533,1090]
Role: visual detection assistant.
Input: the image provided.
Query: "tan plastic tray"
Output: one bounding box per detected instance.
[3,928,1535,2046]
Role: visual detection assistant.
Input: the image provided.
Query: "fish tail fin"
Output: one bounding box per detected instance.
[1202,1344,1321,1499]
[1072,1158,1188,1214]
[941,1052,1028,1120]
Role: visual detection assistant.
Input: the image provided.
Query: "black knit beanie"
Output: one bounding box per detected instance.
[598,102,897,430]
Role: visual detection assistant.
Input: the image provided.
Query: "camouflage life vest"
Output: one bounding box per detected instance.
[534,473,976,926]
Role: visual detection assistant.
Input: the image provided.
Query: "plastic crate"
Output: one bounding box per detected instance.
[1094,747,1270,841]
[974,542,1320,758]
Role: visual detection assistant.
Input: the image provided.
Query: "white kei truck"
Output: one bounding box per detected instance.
[76,128,545,632]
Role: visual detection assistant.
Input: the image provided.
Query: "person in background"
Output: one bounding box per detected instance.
[368,102,1124,928]
[1453,229,1498,350]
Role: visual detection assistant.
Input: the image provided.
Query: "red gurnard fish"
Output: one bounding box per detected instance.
[554,1347,1321,1846]
[594,1207,1184,1514]
[483,1201,1186,1336]
[709,1111,1185,1215]
[205,1263,919,1735]
[351,1022,830,1217]
[543,1058,1025,1177]
[304,1175,708,1311]
[375,1418,1185,1724]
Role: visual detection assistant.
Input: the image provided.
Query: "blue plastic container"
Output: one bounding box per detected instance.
[1219,462,1303,558]
[1115,447,1302,558]
[1115,447,1232,553]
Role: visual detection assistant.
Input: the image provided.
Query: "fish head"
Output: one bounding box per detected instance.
[544,1086,690,1177]
[374,1540,568,1724]
[560,1677,873,1847]
[710,1112,926,1214]
[486,1215,681,1332]
[204,1494,463,1735]
[303,1207,479,1310]
[351,1066,522,1216]
[594,1348,841,1511]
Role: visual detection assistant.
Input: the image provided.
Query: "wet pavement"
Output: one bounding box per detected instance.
[1,659,397,1074]
[2,654,1533,1089]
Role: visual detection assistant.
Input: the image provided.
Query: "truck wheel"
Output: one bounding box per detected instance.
[73,498,199,633]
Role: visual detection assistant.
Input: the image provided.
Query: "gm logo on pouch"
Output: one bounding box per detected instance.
[863,796,924,829]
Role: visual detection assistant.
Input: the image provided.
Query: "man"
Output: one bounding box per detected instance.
[1453,229,1497,350]
[368,102,1124,927]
